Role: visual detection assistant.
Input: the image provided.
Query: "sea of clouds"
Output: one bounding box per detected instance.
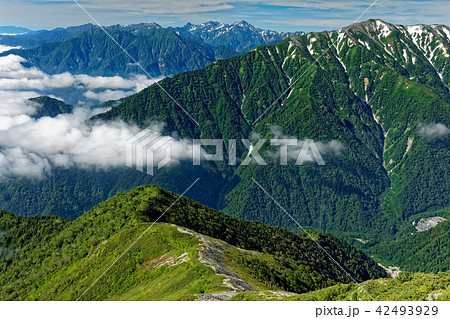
[0,47,170,179]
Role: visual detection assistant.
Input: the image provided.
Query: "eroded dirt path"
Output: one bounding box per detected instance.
[177,226,257,300]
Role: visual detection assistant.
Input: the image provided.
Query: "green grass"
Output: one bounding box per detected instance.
[0,185,386,300]
[232,273,450,301]
[1,185,448,301]
[1,223,224,300]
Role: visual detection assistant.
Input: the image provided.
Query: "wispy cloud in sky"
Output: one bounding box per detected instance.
[0,0,448,32]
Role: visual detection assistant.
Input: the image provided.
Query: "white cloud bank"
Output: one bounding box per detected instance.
[0,109,133,178]
[0,86,145,178]
[0,49,170,179]
[0,104,194,179]
[0,45,21,54]
[0,45,347,179]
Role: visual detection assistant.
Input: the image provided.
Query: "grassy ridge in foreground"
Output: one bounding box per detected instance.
[1,185,385,300]
[232,272,450,301]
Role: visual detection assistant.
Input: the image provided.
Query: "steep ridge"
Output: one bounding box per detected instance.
[0,185,386,300]
[0,24,95,48]
[0,27,237,77]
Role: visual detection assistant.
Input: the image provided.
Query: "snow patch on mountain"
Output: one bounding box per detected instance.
[406,25,425,49]
[441,26,450,40]
[376,20,392,38]
[307,39,316,57]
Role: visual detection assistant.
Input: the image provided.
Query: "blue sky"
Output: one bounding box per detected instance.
[0,0,448,32]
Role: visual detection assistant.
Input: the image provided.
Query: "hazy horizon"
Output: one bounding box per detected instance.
[0,0,449,33]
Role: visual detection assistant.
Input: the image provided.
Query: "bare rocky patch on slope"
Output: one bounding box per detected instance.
[176,226,258,300]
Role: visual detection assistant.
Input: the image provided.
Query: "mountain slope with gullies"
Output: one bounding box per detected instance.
[0,185,386,301]
[0,27,237,77]
[97,20,449,240]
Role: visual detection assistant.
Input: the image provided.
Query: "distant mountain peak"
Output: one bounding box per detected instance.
[0,26,33,36]
[29,96,73,118]
[234,20,250,26]
[203,21,221,25]
[124,22,162,29]
[176,20,303,52]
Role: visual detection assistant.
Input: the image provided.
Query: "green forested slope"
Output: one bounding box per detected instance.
[370,220,450,273]
[29,96,73,118]
[96,20,450,242]
[233,272,450,301]
[1,27,237,77]
[0,185,386,300]
[96,33,389,240]
[0,166,225,220]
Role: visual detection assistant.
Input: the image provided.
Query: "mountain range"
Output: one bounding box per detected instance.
[0,19,449,279]
[0,21,302,77]
[170,20,304,53]
[0,26,33,36]
[0,27,236,77]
